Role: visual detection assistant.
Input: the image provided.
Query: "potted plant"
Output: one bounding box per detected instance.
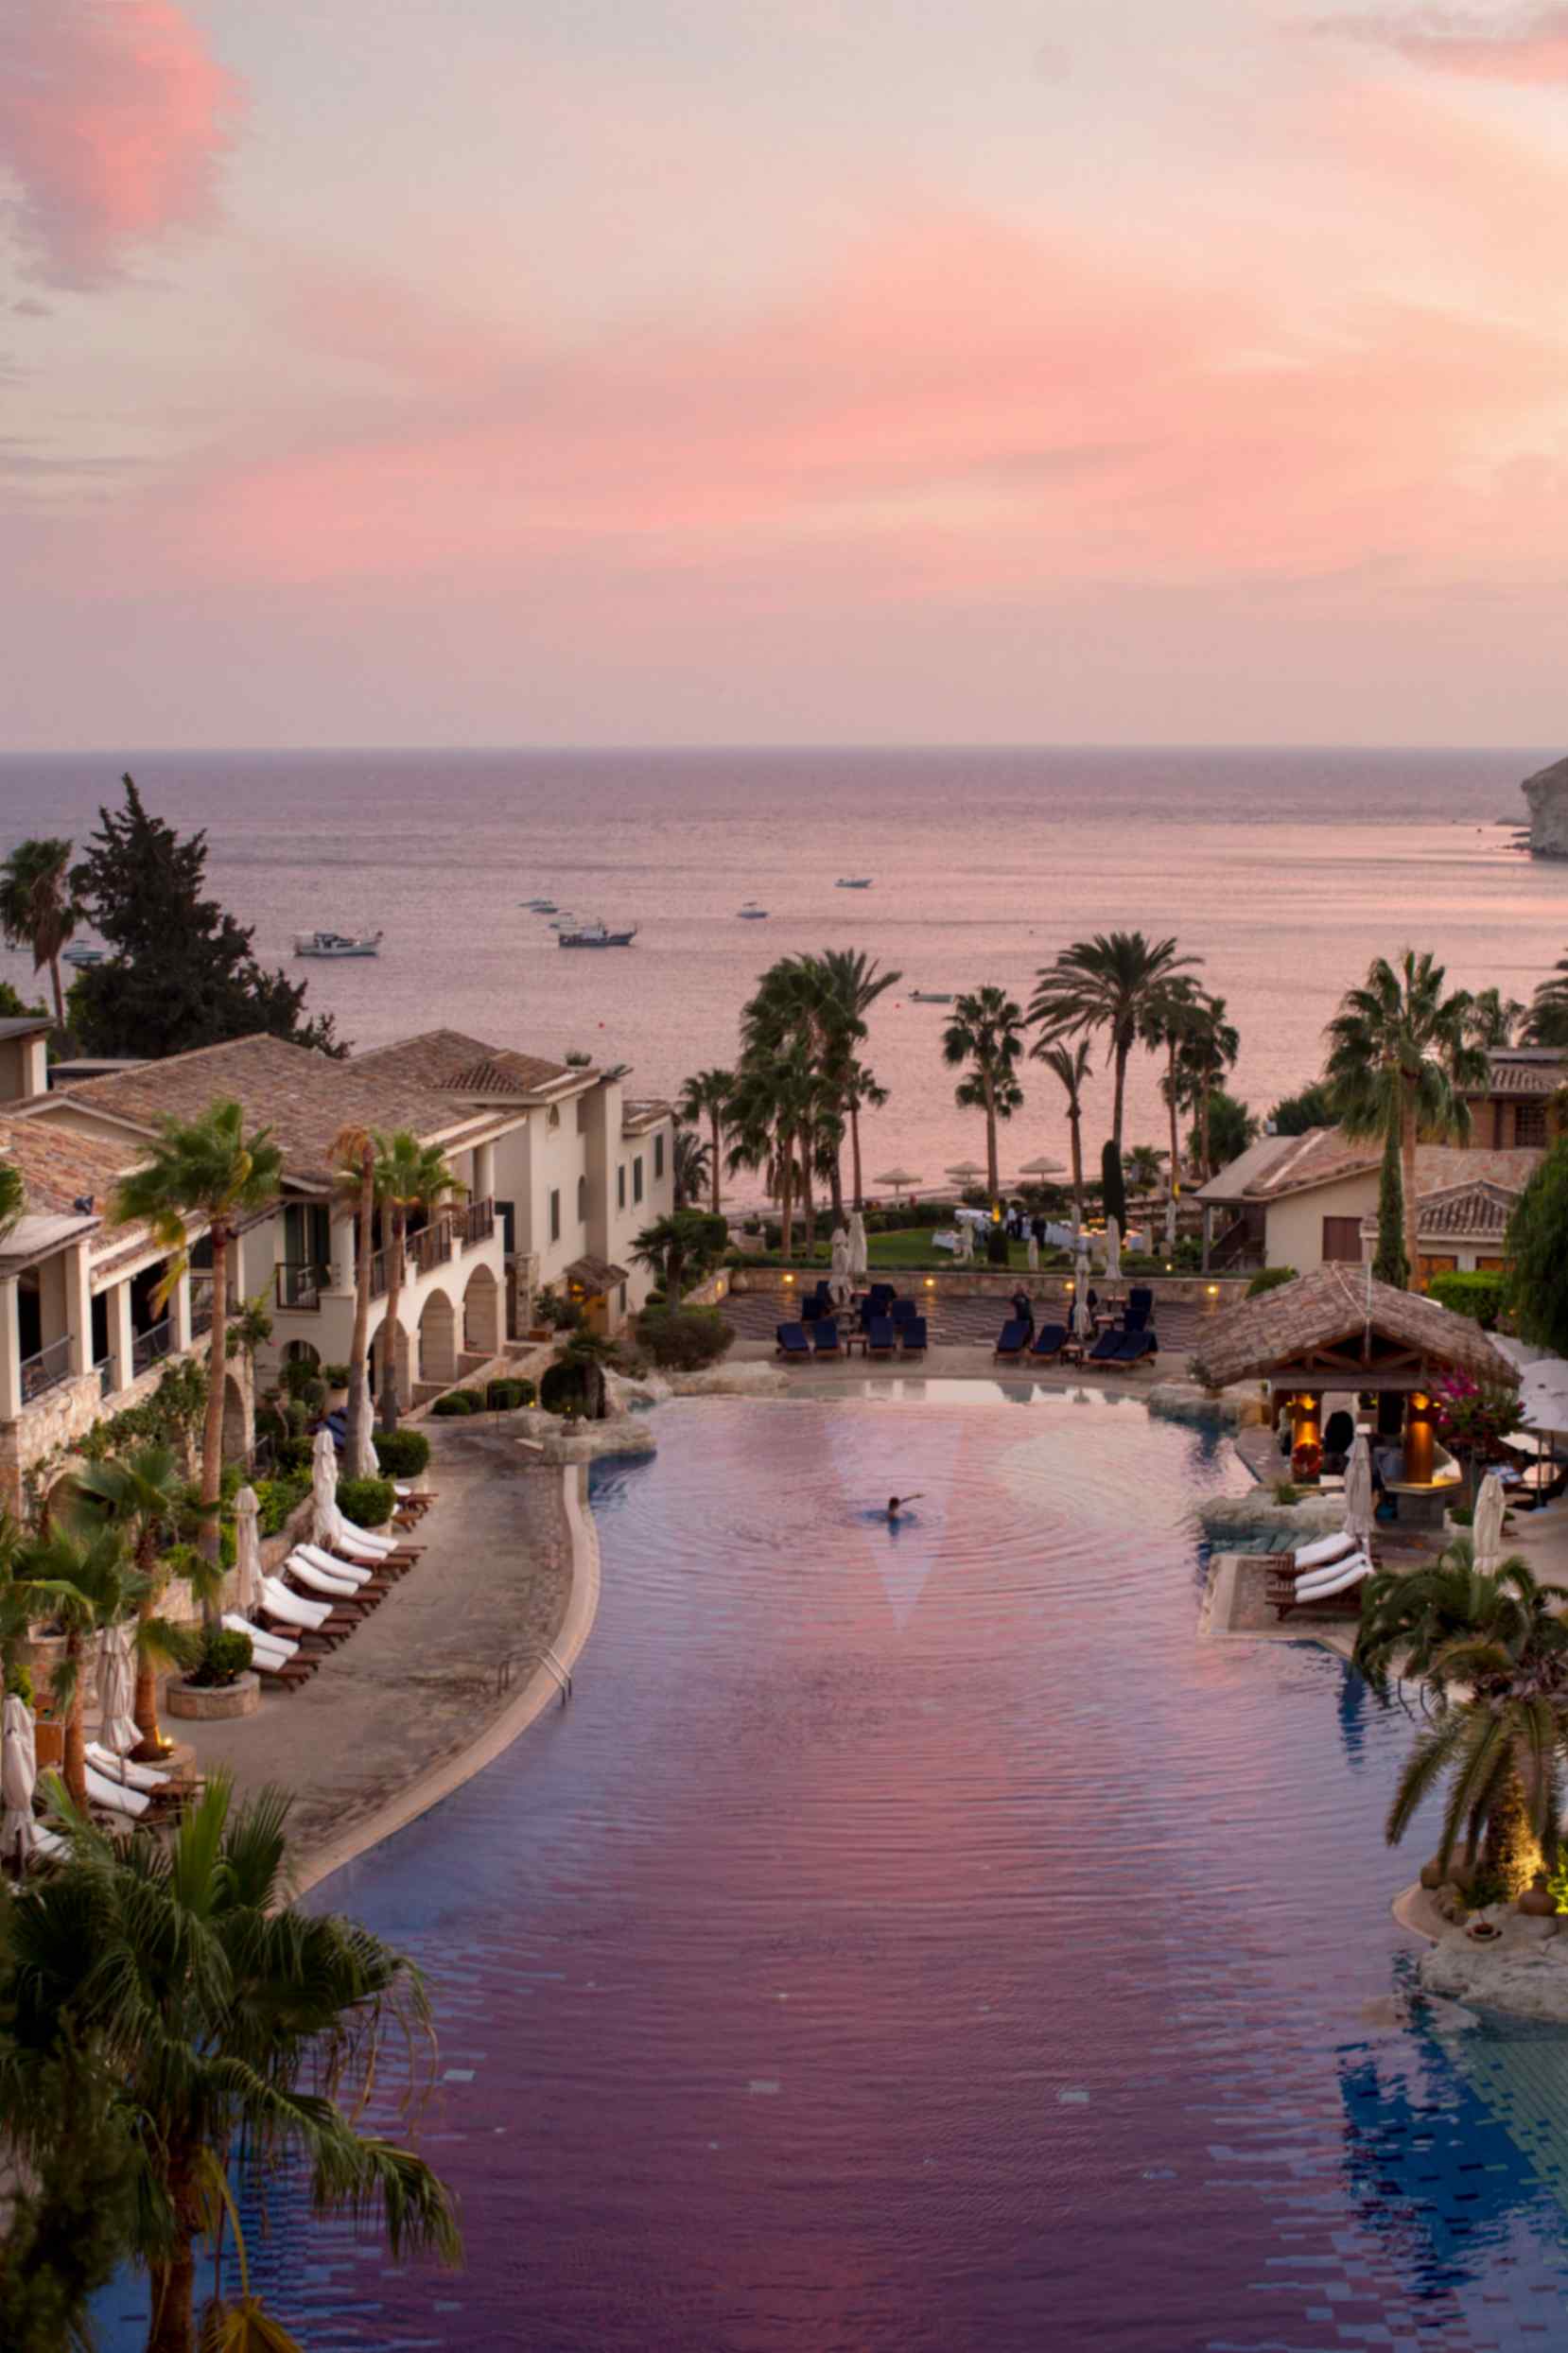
[166,1626,260,1721]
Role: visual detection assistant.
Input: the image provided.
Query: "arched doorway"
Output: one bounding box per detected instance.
[370,1316,411,1413]
[418,1287,458,1386]
[221,1370,252,1464]
[463,1262,500,1359]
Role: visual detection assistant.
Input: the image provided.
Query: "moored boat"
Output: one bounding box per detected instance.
[738,901,769,919]
[835,877,872,888]
[559,919,637,948]
[910,989,954,1003]
[294,928,383,958]
[62,942,109,968]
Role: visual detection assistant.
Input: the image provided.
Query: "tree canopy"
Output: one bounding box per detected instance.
[1507,1140,1568,1355]
[68,776,341,1061]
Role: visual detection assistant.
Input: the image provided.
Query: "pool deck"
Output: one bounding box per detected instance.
[171,1423,587,1899]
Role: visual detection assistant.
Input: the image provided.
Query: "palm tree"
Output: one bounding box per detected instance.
[1139,976,1203,1231]
[740,961,845,1221]
[331,1124,378,1474]
[1324,951,1487,1278]
[1526,952,1568,1049]
[1465,986,1525,1050]
[0,836,82,1035]
[0,1773,460,2353]
[17,1524,148,1808]
[725,1044,821,1261]
[1033,1037,1093,1238]
[1029,932,1201,1155]
[1124,1143,1167,1198]
[373,1132,462,1433]
[677,1070,735,1217]
[0,1155,24,1246]
[111,1102,284,1608]
[66,1444,211,1759]
[672,1125,710,1211]
[809,949,901,1210]
[630,1209,723,1301]
[942,987,1025,1207]
[1176,993,1241,1179]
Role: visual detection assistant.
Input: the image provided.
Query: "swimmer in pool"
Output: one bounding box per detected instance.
[885,1493,923,1522]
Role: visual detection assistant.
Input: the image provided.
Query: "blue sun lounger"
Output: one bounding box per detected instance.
[775,1322,811,1358]
[1114,1328,1157,1366]
[995,1318,1029,1358]
[1029,1322,1067,1359]
[811,1318,841,1354]
[866,1315,897,1357]
[1086,1327,1124,1363]
[900,1316,928,1354]
[1122,1287,1154,1333]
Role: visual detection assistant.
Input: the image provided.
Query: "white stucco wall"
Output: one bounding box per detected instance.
[1263,1172,1379,1273]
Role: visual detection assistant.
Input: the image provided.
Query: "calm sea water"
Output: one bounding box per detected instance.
[2,748,1562,1180]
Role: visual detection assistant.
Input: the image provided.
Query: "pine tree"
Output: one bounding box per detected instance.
[1372,1124,1408,1288]
[67,776,342,1060]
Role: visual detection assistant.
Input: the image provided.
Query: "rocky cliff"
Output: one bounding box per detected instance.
[1522,751,1568,857]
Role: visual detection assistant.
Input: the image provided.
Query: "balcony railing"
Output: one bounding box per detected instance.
[20,1333,74,1403]
[407,1220,454,1278]
[131,1318,173,1379]
[96,1355,114,1399]
[462,1196,495,1249]
[188,1273,239,1338]
[369,1247,389,1301]
[274,1262,325,1312]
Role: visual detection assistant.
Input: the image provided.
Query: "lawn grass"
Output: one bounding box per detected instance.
[736,1228,1073,1272]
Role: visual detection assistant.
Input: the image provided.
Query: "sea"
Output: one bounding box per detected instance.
[1,747,1562,1192]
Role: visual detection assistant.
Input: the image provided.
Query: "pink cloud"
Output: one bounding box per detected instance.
[1314,6,1568,82]
[0,1,241,288]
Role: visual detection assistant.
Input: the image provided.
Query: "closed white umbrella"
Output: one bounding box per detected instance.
[96,1623,140,1764]
[345,1368,379,1482]
[1472,1469,1507,1575]
[1343,1432,1375,1548]
[1026,1232,1039,1271]
[234,1483,262,1615]
[1071,1248,1094,1342]
[2,1691,37,1868]
[847,1211,869,1281]
[311,1425,344,1551]
[829,1227,852,1308]
[1104,1216,1122,1281]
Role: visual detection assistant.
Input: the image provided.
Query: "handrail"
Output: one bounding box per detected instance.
[20,1333,74,1403]
[131,1318,172,1377]
[539,1646,572,1701]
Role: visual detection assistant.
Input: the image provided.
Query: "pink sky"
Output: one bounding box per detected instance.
[3,0,1568,749]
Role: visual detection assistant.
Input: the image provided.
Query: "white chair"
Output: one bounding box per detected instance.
[259,1577,336,1632]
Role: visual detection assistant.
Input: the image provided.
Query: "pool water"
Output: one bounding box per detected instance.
[99,1393,1568,2347]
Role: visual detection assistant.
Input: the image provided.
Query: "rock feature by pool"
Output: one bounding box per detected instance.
[1419,1913,1568,2023]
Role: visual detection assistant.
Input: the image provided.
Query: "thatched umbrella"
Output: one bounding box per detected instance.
[873,1169,921,1202]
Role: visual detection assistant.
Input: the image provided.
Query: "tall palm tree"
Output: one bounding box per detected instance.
[17,1524,149,1808]
[1465,986,1525,1051]
[1,1773,461,2353]
[1176,993,1241,1179]
[810,949,901,1211]
[725,1043,821,1261]
[1029,932,1201,1155]
[1526,951,1568,1049]
[1140,976,1202,1234]
[373,1132,462,1433]
[112,1101,284,1608]
[331,1124,379,1475]
[740,960,845,1220]
[1324,951,1487,1278]
[1033,1037,1093,1238]
[0,836,82,1034]
[942,987,1025,1207]
[671,1125,710,1211]
[678,1070,735,1217]
[67,1444,212,1760]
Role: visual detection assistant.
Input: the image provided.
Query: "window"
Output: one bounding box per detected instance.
[654,1131,665,1181]
[634,1156,643,1205]
[577,1175,588,1223]
[617,1165,626,1211]
[1320,1216,1362,1264]
[549,1188,561,1243]
[548,1105,561,1131]
[1516,1100,1547,1147]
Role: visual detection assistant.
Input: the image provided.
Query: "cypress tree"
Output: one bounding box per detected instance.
[1100,1137,1126,1232]
[68,776,341,1060]
[1372,1124,1408,1289]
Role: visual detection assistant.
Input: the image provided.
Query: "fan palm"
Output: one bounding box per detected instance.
[1029,932,1201,1154]
[1324,951,1486,1277]
[1354,1543,1568,1697]
[112,1103,283,1609]
[330,1124,379,1474]
[942,987,1024,1207]
[1465,986,1524,1051]
[1139,977,1203,1228]
[66,1444,212,1758]
[16,1523,148,1808]
[677,1070,735,1217]
[808,949,901,1211]
[725,1043,823,1260]
[1527,952,1568,1050]
[372,1133,462,1433]
[0,1773,461,2353]
[1032,1037,1093,1238]
[1175,993,1241,1179]
[671,1125,710,1211]
[0,836,82,1034]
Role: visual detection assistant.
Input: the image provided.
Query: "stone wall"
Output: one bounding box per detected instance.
[726,1267,1246,1312]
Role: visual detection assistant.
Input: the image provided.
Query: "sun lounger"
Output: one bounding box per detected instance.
[295,1542,396,1591]
[224,1614,317,1685]
[1029,1323,1067,1359]
[86,1743,175,1794]
[866,1315,897,1357]
[775,1321,811,1359]
[1122,1287,1154,1333]
[890,1298,919,1326]
[995,1319,1029,1358]
[85,1763,150,1820]
[284,1555,378,1611]
[1267,1550,1374,1619]
[1086,1327,1123,1363]
[900,1316,928,1354]
[1112,1330,1157,1366]
[258,1577,355,1641]
[811,1318,841,1354]
[1284,1530,1359,1574]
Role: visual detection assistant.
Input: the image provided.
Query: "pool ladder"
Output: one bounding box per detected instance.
[538,1646,573,1702]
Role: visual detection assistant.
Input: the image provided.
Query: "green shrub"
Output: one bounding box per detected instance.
[276,1435,315,1473]
[1427,1269,1507,1329]
[191,1627,253,1687]
[5,1661,34,1706]
[253,1471,312,1537]
[1272,1480,1301,1507]
[1246,1265,1298,1299]
[337,1475,395,1529]
[634,1304,734,1371]
[486,1378,527,1410]
[301,1377,329,1414]
[280,1358,320,1401]
[286,1398,309,1435]
[374,1428,431,1476]
[432,1390,479,1417]
[322,1362,351,1387]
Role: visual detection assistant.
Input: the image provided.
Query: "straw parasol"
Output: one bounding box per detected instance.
[873,1169,921,1201]
[2,1691,37,1869]
[1472,1469,1507,1575]
[96,1623,139,1765]
[234,1484,262,1615]
[1018,1155,1065,1177]
[1343,1433,1375,1548]
[946,1160,985,1184]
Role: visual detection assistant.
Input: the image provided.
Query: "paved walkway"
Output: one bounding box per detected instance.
[722,1286,1203,1353]
[177,1422,572,1879]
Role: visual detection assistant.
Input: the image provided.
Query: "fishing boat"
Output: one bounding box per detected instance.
[559,919,637,949]
[738,901,769,919]
[294,928,383,959]
[910,989,954,1003]
[62,942,109,968]
[835,877,872,889]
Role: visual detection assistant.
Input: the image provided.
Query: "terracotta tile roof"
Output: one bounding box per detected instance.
[1354,1177,1520,1242]
[621,1097,672,1134]
[350,1029,582,1098]
[1190,1264,1517,1390]
[46,1034,496,1189]
[1197,1126,1542,1204]
[0,1112,166,1270]
[1476,1051,1566,1098]
[565,1255,629,1294]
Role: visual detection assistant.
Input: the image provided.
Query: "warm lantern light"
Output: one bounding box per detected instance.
[1206,1282,1218,1296]
[924,1276,935,1289]
[783,1273,794,1286]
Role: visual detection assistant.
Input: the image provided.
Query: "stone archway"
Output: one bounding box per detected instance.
[282,1339,321,1369]
[221,1368,253,1465]
[418,1287,458,1386]
[462,1262,500,1359]
[370,1316,411,1412]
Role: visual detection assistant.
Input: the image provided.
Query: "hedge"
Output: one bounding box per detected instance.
[486,1378,533,1410]
[1426,1268,1507,1328]
[253,1470,312,1537]
[1246,1265,1298,1299]
[337,1475,396,1529]
[634,1304,733,1371]
[432,1390,479,1417]
[375,1428,431,1476]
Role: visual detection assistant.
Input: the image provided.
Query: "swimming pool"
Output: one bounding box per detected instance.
[99,1392,1568,2347]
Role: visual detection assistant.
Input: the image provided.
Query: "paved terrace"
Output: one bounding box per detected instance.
[720,1286,1205,1356]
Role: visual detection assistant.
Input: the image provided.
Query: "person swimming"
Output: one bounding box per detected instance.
[885,1493,923,1521]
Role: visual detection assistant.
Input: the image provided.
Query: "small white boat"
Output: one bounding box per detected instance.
[548,914,581,931]
[835,877,872,889]
[559,919,637,948]
[910,989,954,1003]
[738,901,770,919]
[522,898,558,913]
[62,942,109,968]
[294,928,383,959]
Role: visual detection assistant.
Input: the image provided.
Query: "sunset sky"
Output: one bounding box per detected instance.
[4,1,1568,749]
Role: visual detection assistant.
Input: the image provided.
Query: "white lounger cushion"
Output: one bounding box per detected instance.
[259,1577,334,1630]
[296,1543,375,1588]
[1291,1531,1359,1572]
[86,1743,172,1793]
[284,1554,363,1602]
[340,1517,397,1553]
[1293,1554,1373,1601]
[223,1612,297,1662]
[85,1763,150,1818]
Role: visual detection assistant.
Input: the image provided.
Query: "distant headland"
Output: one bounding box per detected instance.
[1522,752,1568,858]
